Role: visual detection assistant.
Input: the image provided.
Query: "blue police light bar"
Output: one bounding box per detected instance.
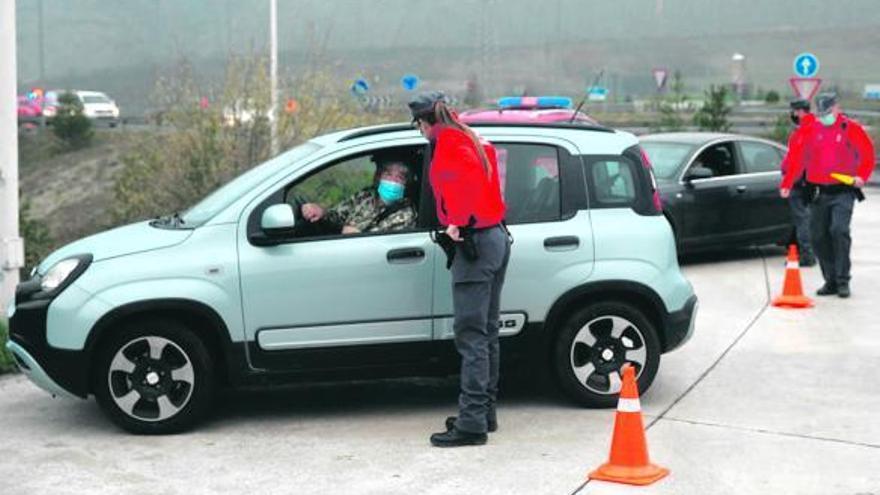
[497,96,573,109]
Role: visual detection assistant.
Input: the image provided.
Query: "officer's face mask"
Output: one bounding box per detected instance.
[377,180,405,204]
[819,113,837,126]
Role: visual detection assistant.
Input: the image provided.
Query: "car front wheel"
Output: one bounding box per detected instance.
[553,301,660,408]
[93,318,215,434]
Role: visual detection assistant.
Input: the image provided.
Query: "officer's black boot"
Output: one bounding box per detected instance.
[837,284,851,298]
[430,428,487,447]
[445,416,498,433]
[816,284,837,296]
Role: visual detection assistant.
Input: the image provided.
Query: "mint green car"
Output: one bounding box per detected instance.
[6,122,697,433]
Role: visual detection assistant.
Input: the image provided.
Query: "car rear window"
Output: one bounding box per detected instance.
[639,141,696,179]
[493,143,562,224]
[739,141,782,174]
[590,159,637,205]
[582,146,660,215]
[81,95,111,104]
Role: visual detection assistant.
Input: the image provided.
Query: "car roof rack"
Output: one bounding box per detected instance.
[338,121,614,142]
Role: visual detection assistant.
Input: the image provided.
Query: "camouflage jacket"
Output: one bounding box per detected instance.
[325,188,417,233]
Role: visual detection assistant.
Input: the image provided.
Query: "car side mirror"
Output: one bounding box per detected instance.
[685,166,714,183]
[261,204,296,236]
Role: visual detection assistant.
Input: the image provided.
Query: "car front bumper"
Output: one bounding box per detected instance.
[7,297,89,399]
[662,294,698,353]
[5,340,79,399]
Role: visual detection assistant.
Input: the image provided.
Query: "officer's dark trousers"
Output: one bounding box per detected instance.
[450,226,511,434]
[788,186,814,260]
[811,190,855,287]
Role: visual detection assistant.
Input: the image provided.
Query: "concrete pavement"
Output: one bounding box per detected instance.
[1,191,879,494]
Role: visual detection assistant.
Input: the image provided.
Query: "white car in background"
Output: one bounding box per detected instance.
[43,90,121,127]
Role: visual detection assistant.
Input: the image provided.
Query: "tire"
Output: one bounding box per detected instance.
[553,301,661,408]
[93,317,215,434]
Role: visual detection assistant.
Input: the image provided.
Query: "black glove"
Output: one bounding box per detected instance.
[432,231,456,269]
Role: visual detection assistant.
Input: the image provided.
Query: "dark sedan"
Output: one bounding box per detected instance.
[639,132,791,254]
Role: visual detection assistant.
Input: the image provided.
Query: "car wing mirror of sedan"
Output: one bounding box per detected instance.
[261,204,297,236]
[685,166,714,184]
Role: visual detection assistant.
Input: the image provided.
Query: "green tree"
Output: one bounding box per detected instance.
[51,91,94,149]
[653,70,689,132]
[693,85,732,132]
[766,114,792,144]
[112,54,397,226]
[765,90,781,104]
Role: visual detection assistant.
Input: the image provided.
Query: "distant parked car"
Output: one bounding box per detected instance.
[17,95,42,125]
[43,90,120,127]
[639,132,791,254]
[459,96,599,125]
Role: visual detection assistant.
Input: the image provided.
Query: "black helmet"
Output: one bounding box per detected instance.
[408,91,447,123]
[789,99,810,112]
[815,93,838,116]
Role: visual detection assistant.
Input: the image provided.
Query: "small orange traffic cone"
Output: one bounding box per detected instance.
[588,364,669,486]
[771,245,814,309]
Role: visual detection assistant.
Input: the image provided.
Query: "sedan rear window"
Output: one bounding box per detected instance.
[639,142,696,179]
[81,95,111,104]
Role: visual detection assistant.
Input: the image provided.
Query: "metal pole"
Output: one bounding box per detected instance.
[1,0,23,315]
[269,0,278,157]
[37,0,45,84]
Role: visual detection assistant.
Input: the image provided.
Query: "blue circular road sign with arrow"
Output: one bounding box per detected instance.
[401,74,420,91]
[351,78,370,96]
[793,53,819,78]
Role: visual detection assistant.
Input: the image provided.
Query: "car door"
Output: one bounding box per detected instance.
[736,139,791,240]
[677,140,749,248]
[429,136,594,345]
[237,140,438,372]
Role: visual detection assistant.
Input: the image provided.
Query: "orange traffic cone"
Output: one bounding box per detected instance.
[771,245,814,309]
[588,364,669,486]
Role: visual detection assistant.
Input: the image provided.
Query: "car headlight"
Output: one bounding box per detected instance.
[38,255,92,296]
[41,259,81,291]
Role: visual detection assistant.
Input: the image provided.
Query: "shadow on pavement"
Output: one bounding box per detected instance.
[208,372,566,427]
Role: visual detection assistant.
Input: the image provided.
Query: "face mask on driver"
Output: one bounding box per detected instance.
[819,114,837,126]
[377,180,405,204]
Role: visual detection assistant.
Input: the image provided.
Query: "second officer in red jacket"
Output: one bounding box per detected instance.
[409,92,510,447]
[781,93,876,298]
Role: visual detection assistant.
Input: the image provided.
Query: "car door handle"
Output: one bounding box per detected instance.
[387,247,425,263]
[544,236,579,249]
[736,185,748,193]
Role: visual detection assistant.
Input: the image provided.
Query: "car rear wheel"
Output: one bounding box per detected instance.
[553,301,660,408]
[93,318,215,434]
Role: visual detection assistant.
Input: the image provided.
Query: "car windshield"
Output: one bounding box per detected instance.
[81,95,111,104]
[182,141,323,226]
[639,141,698,179]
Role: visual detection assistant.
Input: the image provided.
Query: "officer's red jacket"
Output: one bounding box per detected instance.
[429,126,506,228]
[781,114,876,189]
[780,113,816,178]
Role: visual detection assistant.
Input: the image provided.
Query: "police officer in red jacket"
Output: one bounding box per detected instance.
[781,93,876,298]
[409,92,511,447]
[779,99,817,266]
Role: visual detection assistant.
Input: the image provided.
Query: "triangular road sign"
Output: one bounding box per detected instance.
[652,68,668,90]
[789,77,822,101]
